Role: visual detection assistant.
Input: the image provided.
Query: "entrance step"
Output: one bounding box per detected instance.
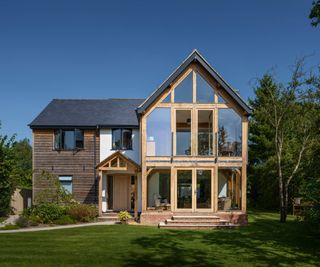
[159,222,239,229]
[98,211,134,223]
[159,215,239,229]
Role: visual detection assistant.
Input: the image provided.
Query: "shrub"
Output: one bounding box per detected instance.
[28,203,66,224]
[0,224,20,230]
[68,204,98,222]
[118,211,132,223]
[15,216,29,228]
[53,215,75,225]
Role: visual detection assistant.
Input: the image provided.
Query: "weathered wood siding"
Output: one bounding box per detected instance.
[32,129,100,204]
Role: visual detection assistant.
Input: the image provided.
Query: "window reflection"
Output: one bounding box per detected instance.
[198,110,213,155]
[218,109,242,156]
[147,108,171,156]
[196,72,215,103]
[176,110,191,155]
[174,72,193,103]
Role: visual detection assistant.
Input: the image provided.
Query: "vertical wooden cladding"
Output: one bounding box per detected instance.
[33,129,100,204]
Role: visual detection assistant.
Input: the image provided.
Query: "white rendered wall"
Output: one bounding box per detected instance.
[99,129,140,164]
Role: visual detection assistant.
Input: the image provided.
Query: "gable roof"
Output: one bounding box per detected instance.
[96,151,141,170]
[29,98,144,129]
[136,50,252,115]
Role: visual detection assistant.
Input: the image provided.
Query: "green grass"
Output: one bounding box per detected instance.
[0,211,319,267]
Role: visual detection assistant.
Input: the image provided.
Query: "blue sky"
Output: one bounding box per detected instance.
[0,0,319,140]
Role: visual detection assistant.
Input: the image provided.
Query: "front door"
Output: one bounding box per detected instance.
[112,175,131,211]
[176,168,213,211]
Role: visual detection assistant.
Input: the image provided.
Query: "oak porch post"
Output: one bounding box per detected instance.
[98,170,102,216]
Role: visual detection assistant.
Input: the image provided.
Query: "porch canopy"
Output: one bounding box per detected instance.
[96,151,141,217]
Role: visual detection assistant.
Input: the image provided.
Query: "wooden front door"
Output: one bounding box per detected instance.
[112,175,131,211]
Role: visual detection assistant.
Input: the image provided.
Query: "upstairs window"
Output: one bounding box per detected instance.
[54,129,84,150]
[112,128,132,150]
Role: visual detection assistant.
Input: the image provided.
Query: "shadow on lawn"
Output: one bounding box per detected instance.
[125,213,320,267]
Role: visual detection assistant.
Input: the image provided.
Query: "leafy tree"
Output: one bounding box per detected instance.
[249,60,318,223]
[0,125,16,216]
[12,138,32,188]
[310,0,320,27]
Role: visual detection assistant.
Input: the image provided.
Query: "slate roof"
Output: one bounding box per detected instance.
[29,99,144,129]
[137,49,252,115]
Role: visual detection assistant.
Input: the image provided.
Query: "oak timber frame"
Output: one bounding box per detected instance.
[96,151,140,218]
[140,63,248,214]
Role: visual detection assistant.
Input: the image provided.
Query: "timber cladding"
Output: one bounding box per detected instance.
[32,129,100,204]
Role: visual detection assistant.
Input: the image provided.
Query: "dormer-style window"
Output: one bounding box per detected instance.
[54,129,84,150]
[112,128,132,150]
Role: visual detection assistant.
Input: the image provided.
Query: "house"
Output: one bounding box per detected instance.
[29,50,251,226]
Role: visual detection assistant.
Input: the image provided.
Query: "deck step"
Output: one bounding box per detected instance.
[159,222,239,229]
[165,219,229,225]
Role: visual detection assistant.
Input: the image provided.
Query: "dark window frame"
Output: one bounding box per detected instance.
[54,129,84,150]
[112,128,132,150]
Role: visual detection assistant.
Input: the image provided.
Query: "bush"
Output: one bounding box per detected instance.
[53,215,75,225]
[27,203,66,224]
[68,204,98,222]
[0,224,20,230]
[15,216,29,228]
[118,211,132,223]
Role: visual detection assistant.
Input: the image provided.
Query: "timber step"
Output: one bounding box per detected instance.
[159,215,239,229]
[159,222,239,229]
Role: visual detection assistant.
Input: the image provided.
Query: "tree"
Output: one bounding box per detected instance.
[310,0,320,27]
[12,138,32,188]
[249,60,317,223]
[0,125,16,216]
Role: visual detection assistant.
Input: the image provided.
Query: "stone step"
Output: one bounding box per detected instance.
[172,215,221,221]
[158,222,239,229]
[166,219,229,225]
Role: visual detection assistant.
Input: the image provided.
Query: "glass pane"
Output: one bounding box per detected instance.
[59,176,72,193]
[107,176,113,210]
[218,109,242,156]
[54,130,61,149]
[63,131,75,149]
[147,108,171,156]
[75,129,84,149]
[177,170,192,209]
[147,170,171,209]
[218,169,241,210]
[198,110,213,155]
[122,129,132,150]
[176,110,191,155]
[196,170,211,209]
[218,94,226,103]
[196,72,215,103]
[174,72,193,103]
[161,93,171,103]
[112,129,121,149]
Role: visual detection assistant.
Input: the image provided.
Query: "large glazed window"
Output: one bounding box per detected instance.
[174,72,193,103]
[196,72,215,103]
[176,110,191,155]
[146,108,171,156]
[198,110,213,155]
[147,170,171,210]
[218,109,242,156]
[177,170,192,209]
[218,168,241,210]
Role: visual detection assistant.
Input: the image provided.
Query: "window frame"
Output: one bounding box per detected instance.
[112,128,133,150]
[54,129,84,151]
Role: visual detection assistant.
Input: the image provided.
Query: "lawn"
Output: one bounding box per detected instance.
[0,211,319,267]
